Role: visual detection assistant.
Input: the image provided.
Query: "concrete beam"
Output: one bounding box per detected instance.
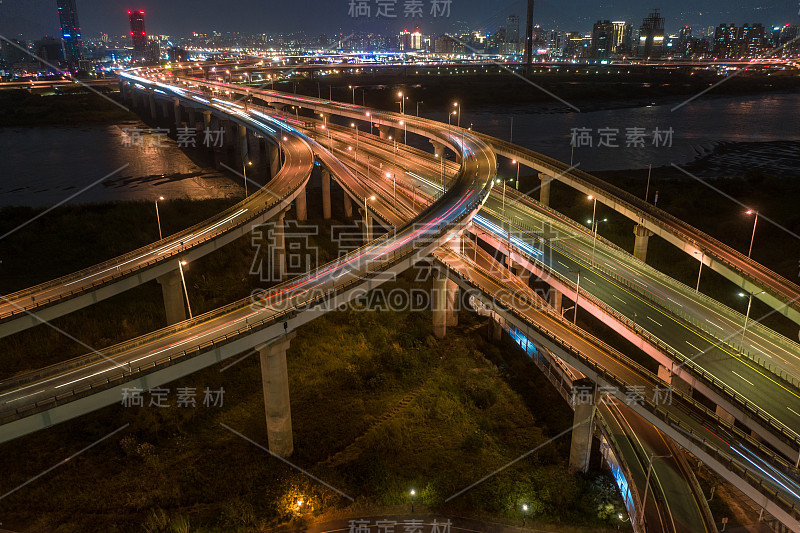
[430,139,445,158]
[256,332,296,457]
[156,269,187,325]
[343,193,353,218]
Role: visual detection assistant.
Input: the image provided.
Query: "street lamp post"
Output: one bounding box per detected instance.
[242,160,252,197]
[177,259,193,319]
[453,101,461,127]
[521,504,528,527]
[409,489,416,513]
[639,454,672,531]
[351,122,359,161]
[695,250,705,293]
[746,209,759,258]
[398,91,405,114]
[154,196,165,240]
[739,290,765,348]
[435,153,444,193]
[588,195,599,265]
[386,172,396,208]
[497,178,507,217]
[512,159,520,190]
[570,269,581,325]
[349,85,355,104]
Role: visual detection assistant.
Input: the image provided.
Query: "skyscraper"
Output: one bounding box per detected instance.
[637,8,665,58]
[612,21,626,51]
[128,10,147,61]
[57,0,82,69]
[506,14,520,55]
[591,20,615,59]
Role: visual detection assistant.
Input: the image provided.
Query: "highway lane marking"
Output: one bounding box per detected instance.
[647,316,663,327]
[3,389,45,403]
[667,297,678,304]
[557,260,569,268]
[612,294,627,305]
[685,340,704,353]
[706,320,723,329]
[584,278,596,285]
[788,407,800,418]
[731,371,755,387]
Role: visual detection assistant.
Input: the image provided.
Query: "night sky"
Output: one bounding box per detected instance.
[2,0,798,42]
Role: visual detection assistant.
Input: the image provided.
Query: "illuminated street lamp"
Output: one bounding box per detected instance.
[739,290,765,348]
[242,160,252,197]
[409,489,416,513]
[512,159,520,190]
[154,196,165,240]
[351,122,359,161]
[521,504,528,526]
[386,171,396,207]
[177,259,193,319]
[453,101,461,127]
[398,91,405,114]
[745,209,759,258]
[348,84,355,104]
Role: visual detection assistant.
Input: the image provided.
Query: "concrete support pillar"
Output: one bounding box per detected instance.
[394,127,403,143]
[236,124,248,163]
[488,317,503,343]
[511,260,531,285]
[549,288,563,312]
[715,404,736,425]
[321,169,332,220]
[172,98,182,131]
[433,266,449,339]
[157,269,187,325]
[148,90,157,121]
[343,194,353,218]
[295,186,308,221]
[378,125,390,139]
[187,108,197,130]
[160,101,170,125]
[201,110,212,133]
[539,176,552,207]
[430,139,445,158]
[256,332,296,457]
[268,142,281,179]
[633,225,653,263]
[273,209,287,282]
[445,279,459,327]
[569,379,596,473]
[657,365,692,395]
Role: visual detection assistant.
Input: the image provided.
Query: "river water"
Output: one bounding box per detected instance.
[0,121,242,208]
[1,92,799,208]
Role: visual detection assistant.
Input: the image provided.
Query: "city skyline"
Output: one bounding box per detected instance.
[2,0,797,43]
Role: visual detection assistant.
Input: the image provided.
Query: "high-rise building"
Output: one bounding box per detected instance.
[57,0,82,68]
[411,26,423,50]
[713,24,739,58]
[506,14,520,55]
[738,23,765,57]
[611,21,626,51]
[128,10,147,61]
[591,20,615,58]
[399,29,411,51]
[637,8,665,58]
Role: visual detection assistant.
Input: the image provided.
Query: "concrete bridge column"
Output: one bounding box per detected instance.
[256,332,296,457]
[633,225,653,262]
[156,269,187,325]
[172,98,183,131]
[119,81,128,104]
[569,378,596,473]
[510,260,532,285]
[539,176,553,207]
[236,124,248,164]
[268,142,281,179]
[430,140,445,158]
[657,365,692,395]
[549,288,563,313]
[273,209,288,282]
[446,279,459,327]
[343,194,353,218]
[378,125,391,139]
[187,108,198,130]
[433,266,450,339]
[201,110,212,134]
[148,89,158,121]
[157,100,168,125]
[488,317,503,343]
[715,404,736,425]
[393,127,403,143]
[321,169,332,220]
[295,185,308,221]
